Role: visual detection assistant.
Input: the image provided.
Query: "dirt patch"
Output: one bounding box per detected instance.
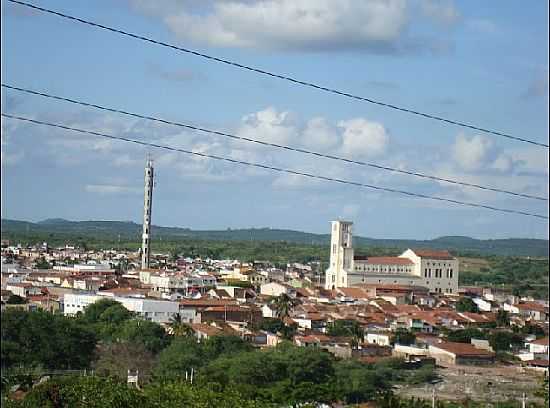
[395,364,545,404]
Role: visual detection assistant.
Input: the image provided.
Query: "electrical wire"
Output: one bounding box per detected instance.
[2,112,547,220]
[6,0,548,149]
[3,83,546,202]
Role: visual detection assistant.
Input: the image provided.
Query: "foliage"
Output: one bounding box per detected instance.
[1,309,96,370]
[2,376,270,408]
[167,313,195,337]
[326,319,364,342]
[6,295,27,305]
[495,310,510,327]
[487,331,524,352]
[512,323,546,338]
[77,298,134,341]
[153,335,252,380]
[92,342,156,382]
[114,319,170,354]
[254,318,297,340]
[269,294,299,318]
[455,297,479,313]
[34,257,51,269]
[446,328,486,343]
[392,329,416,346]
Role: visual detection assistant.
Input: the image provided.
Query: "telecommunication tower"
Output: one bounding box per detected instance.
[141,157,154,269]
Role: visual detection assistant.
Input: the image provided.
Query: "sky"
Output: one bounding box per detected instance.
[1,0,548,240]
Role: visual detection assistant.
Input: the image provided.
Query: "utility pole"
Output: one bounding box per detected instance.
[141,157,154,270]
[432,387,435,408]
[521,393,526,408]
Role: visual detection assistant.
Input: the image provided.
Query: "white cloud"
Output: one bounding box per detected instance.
[452,133,496,171]
[237,107,298,147]
[84,184,142,195]
[338,118,389,158]
[302,117,339,151]
[127,0,465,53]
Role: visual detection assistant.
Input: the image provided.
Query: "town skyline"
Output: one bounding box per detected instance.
[2,0,548,240]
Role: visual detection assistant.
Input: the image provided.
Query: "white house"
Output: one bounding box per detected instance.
[63,293,180,324]
[260,282,296,297]
[366,332,391,346]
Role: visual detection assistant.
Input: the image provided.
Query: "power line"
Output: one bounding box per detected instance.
[3,84,546,202]
[6,0,548,149]
[2,112,547,220]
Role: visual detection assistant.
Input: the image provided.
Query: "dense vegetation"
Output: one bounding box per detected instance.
[3,218,548,257]
[459,256,549,299]
[2,305,436,406]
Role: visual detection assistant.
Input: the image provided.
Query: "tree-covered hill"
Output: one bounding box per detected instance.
[1,218,547,257]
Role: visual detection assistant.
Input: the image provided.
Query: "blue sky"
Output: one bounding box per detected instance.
[1,0,548,239]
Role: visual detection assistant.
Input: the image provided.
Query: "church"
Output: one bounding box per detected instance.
[324,220,459,294]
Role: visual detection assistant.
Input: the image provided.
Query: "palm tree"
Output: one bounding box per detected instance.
[168,313,195,337]
[270,293,299,319]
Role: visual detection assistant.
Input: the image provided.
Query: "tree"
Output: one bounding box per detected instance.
[392,329,416,346]
[446,328,486,343]
[34,257,51,269]
[1,309,96,370]
[153,337,205,379]
[168,313,195,337]
[488,331,524,352]
[495,310,510,327]
[115,319,170,354]
[455,297,479,313]
[269,294,299,318]
[6,295,26,304]
[93,342,156,382]
[327,320,364,348]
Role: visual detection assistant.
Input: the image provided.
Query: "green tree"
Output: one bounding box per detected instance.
[93,342,156,382]
[34,257,51,269]
[269,293,299,318]
[1,309,96,370]
[6,295,26,304]
[488,331,524,352]
[496,310,510,327]
[326,319,364,348]
[455,297,479,313]
[115,319,170,354]
[153,337,204,379]
[392,329,416,346]
[168,313,195,337]
[446,328,486,343]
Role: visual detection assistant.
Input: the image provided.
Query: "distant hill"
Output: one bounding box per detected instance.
[1,218,548,257]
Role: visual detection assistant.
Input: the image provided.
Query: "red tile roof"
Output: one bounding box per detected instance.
[355,257,414,265]
[433,342,495,357]
[530,337,549,346]
[515,302,548,312]
[411,249,454,260]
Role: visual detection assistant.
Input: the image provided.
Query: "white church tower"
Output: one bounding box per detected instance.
[141,158,154,270]
[325,220,354,289]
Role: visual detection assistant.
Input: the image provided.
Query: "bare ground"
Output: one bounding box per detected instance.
[395,363,546,405]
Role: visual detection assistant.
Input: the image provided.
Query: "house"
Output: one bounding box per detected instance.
[428,342,495,365]
[366,332,391,346]
[200,305,262,325]
[5,283,43,298]
[261,303,278,318]
[505,302,549,321]
[260,282,296,298]
[528,337,549,356]
[191,323,237,341]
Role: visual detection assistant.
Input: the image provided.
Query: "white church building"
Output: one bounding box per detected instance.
[324,220,458,294]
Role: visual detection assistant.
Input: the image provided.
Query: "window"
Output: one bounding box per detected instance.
[332,244,336,254]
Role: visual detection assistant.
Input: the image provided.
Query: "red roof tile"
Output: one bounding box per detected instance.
[411,249,454,260]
